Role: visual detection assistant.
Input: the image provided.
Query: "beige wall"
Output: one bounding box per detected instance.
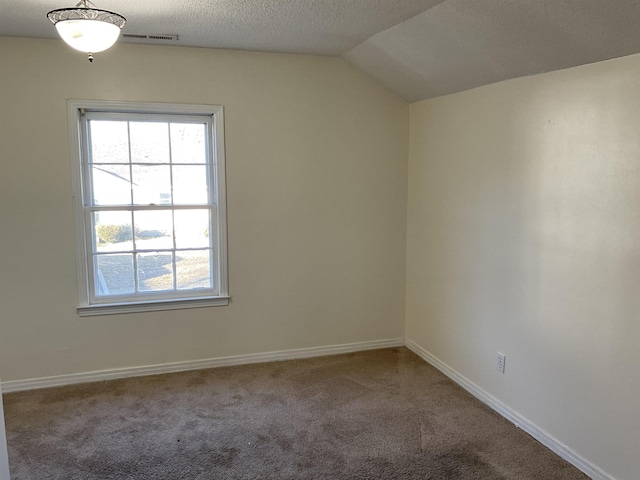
[0,37,408,381]
[407,54,640,480]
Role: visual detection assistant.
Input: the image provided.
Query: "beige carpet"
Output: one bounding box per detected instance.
[3,348,587,479]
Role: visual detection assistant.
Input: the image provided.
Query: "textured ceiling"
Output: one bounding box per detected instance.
[0,0,444,55]
[344,0,640,101]
[2,1,640,101]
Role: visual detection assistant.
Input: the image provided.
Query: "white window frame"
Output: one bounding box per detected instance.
[68,100,229,316]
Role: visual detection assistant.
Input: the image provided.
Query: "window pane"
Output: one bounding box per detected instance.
[137,252,174,292]
[134,211,173,250]
[130,122,170,163]
[95,254,134,296]
[171,123,206,164]
[77,105,227,308]
[92,165,131,205]
[174,210,210,249]
[132,165,171,205]
[94,211,133,253]
[89,120,129,164]
[177,249,212,290]
[173,166,209,204]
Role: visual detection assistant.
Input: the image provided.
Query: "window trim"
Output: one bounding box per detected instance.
[68,100,229,316]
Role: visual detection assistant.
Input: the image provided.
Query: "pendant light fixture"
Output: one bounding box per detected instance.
[47,0,126,62]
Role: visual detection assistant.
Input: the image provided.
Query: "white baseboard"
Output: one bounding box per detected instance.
[2,336,613,480]
[405,338,613,480]
[1,338,404,394]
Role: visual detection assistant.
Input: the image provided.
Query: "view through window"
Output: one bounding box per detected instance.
[70,102,228,315]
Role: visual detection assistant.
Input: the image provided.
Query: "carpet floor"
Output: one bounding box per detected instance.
[3,348,587,479]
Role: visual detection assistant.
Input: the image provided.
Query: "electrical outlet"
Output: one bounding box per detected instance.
[497,352,506,373]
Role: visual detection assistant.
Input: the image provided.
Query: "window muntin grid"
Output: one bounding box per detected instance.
[80,112,220,304]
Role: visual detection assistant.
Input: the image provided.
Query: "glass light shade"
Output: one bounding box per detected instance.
[47,4,126,60]
[55,19,121,53]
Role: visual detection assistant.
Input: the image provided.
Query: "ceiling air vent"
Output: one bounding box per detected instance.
[122,34,179,41]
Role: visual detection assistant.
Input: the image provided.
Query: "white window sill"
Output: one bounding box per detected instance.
[77,296,230,317]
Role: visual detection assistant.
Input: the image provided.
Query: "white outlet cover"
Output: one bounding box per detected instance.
[497,352,506,373]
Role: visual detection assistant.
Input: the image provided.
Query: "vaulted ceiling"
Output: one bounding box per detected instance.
[3,0,640,101]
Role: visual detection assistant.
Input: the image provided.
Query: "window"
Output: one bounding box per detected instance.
[68,101,228,316]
